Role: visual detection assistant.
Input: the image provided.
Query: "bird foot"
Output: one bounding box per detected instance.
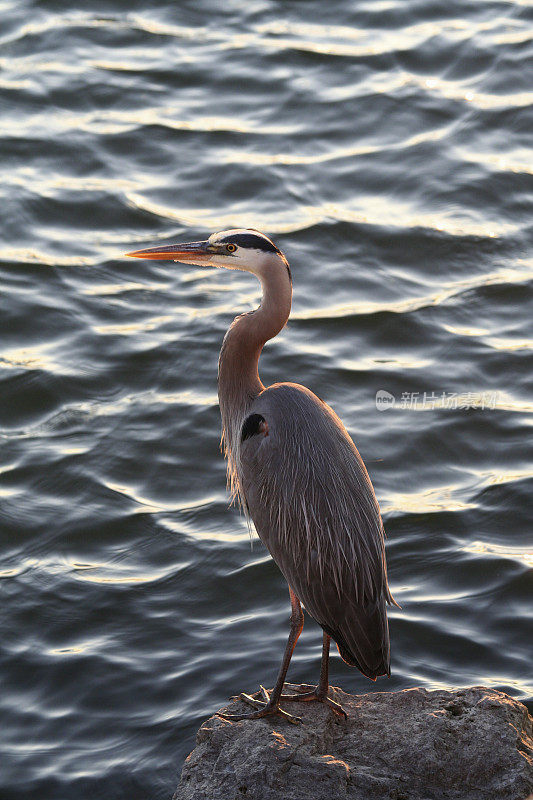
[280,684,348,719]
[217,685,302,725]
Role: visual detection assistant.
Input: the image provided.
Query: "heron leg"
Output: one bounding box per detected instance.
[280,632,348,719]
[217,587,304,724]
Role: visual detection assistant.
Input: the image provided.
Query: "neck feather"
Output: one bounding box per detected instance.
[218,258,292,502]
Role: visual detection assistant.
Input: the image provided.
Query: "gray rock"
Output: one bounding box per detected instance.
[175,684,533,800]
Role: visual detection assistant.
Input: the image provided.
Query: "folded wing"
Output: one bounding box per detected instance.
[239,382,396,680]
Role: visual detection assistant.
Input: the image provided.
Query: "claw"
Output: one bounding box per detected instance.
[280,687,348,719]
[259,685,270,703]
[291,684,316,693]
[216,686,302,725]
[238,691,265,709]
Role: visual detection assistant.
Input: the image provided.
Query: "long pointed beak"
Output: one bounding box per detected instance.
[125,240,211,262]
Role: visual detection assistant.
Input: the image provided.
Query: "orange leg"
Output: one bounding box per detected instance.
[280,631,347,718]
[217,586,304,724]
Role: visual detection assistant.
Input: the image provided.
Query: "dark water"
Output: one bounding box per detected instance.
[1,1,532,797]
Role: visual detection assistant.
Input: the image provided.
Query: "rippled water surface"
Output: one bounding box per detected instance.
[1,1,532,797]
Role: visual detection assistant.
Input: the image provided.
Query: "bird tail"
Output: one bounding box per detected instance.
[324,594,391,680]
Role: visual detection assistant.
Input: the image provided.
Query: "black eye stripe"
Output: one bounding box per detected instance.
[218,233,279,253]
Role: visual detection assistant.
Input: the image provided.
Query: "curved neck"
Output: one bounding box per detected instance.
[218,258,292,495]
[218,260,292,410]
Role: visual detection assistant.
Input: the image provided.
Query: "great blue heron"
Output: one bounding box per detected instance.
[127,229,398,723]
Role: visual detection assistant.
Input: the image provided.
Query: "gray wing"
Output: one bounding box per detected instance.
[239,382,396,679]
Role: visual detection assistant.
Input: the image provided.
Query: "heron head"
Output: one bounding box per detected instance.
[126,228,291,281]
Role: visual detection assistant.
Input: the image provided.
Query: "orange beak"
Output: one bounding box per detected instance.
[125,240,211,263]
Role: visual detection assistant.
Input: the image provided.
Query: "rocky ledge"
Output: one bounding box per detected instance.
[175,684,532,800]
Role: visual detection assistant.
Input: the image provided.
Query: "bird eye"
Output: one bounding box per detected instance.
[226,243,237,253]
